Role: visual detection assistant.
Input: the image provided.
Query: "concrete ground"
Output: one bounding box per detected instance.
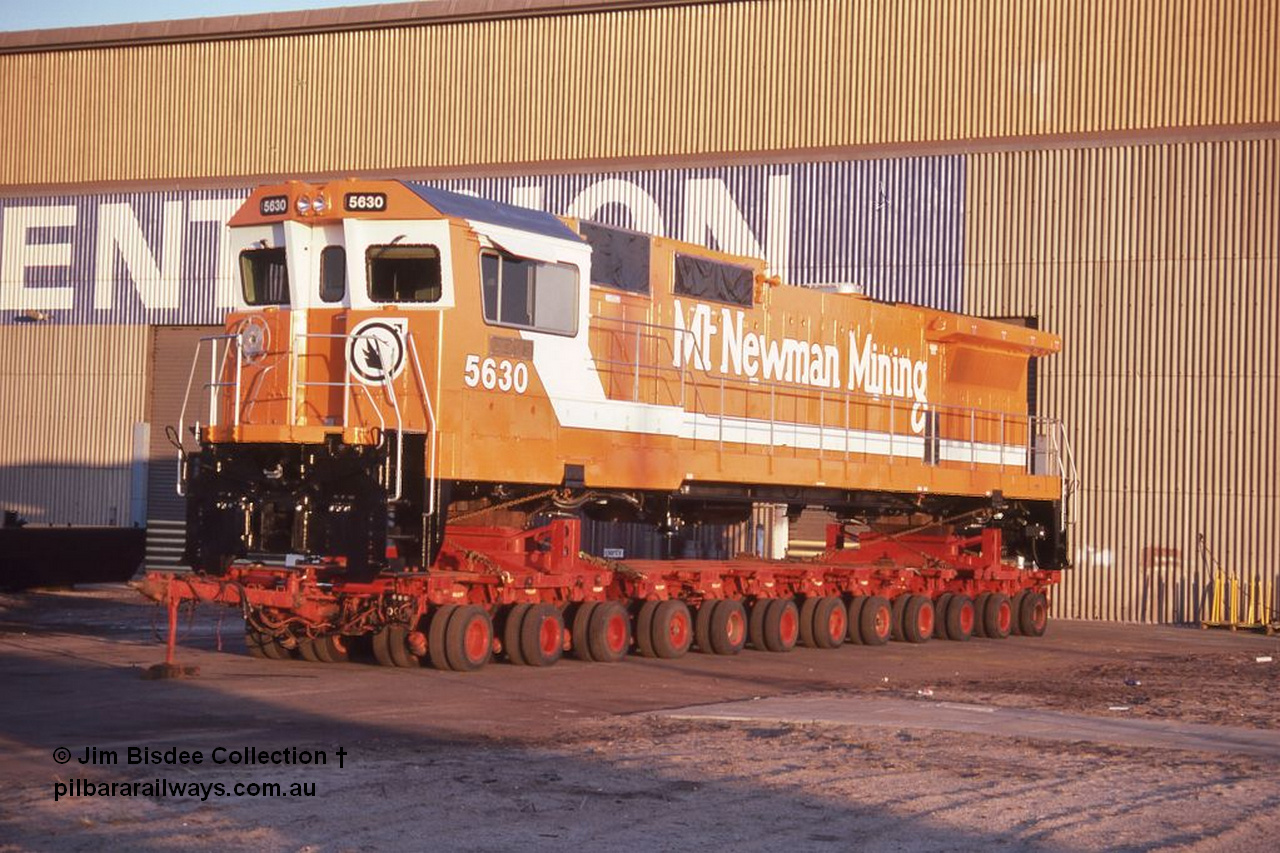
[1,585,1277,851]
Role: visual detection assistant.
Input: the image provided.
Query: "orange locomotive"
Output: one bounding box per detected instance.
[181,178,1075,584]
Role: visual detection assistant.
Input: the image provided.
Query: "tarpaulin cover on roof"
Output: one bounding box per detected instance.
[405,183,582,243]
[579,220,650,293]
[673,254,754,306]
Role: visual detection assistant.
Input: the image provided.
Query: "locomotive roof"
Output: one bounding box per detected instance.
[404,183,582,244]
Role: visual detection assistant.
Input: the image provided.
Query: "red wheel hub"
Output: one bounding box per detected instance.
[997,602,1012,633]
[779,607,798,645]
[959,603,974,633]
[827,608,846,643]
[874,606,891,638]
[605,612,628,653]
[725,610,745,645]
[918,604,934,636]
[668,610,690,647]
[538,617,560,656]
[464,618,489,662]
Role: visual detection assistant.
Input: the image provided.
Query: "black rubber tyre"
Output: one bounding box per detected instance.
[1009,592,1027,636]
[519,603,564,667]
[387,623,419,668]
[846,597,867,644]
[427,605,456,671]
[972,593,992,638]
[1020,591,1049,637]
[709,599,747,655]
[763,598,799,652]
[748,598,770,650]
[246,629,288,660]
[445,605,492,672]
[296,637,323,663]
[571,602,597,661]
[371,626,396,667]
[694,601,716,653]
[945,595,976,642]
[859,595,892,646]
[651,600,693,659]
[984,593,1012,639]
[812,597,847,649]
[312,634,349,663]
[503,603,531,665]
[634,601,660,657]
[890,594,909,641]
[798,597,820,647]
[901,595,935,644]
[587,601,630,663]
[933,594,954,639]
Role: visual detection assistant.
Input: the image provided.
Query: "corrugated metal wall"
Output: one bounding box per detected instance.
[2,0,1276,185]
[0,324,148,525]
[965,138,1279,623]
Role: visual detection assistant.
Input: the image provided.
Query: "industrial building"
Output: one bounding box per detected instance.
[0,0,1275,623]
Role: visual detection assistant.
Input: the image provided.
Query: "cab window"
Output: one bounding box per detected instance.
[367,245,442,303]
[319,246,346,303]
[239,248,289,306]
[480,250,578,335]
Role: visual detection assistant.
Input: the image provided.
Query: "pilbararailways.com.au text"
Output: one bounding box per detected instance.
[50,745,346,802]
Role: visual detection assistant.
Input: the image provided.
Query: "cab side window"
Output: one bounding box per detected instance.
[320,246,346,303]
[367,245,442,303]
[480,250,578,335]
[239,248,289,306]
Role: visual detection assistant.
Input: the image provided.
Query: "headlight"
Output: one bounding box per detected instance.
[312,195,327,214]
[296,196,312,215]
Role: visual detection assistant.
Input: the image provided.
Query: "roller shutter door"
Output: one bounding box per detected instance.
[145,326,217,569]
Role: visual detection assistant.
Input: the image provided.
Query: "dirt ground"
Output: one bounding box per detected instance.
[1,586,1277,852]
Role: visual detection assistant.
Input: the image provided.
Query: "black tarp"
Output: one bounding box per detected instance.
[673,254,754,306]
[580,221,651,294]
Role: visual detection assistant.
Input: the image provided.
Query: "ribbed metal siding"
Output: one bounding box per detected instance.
[0,324,148,525]
[2,0,1276,186]
[0,158,962,326]
[0,189,246,325]
[965,138,1279,624]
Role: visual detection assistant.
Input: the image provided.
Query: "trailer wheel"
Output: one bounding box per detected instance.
[901,595,934,644]
[387,624,420,668]
[798,596,820,647]
[503,604,531,665]
[587,601,630,662]
[651,600,693,659]
[245,629,288,660]
[813,597,847,649]
[520,603,564,667]
[428,605,456,671]
[571,602,597,661]
[763,598,799,652]
[445,605,492,672]
[972,593,992,637]
[748,598,770,650]
[933,594,954,639]
[890,594,909,642]
[297,637,323,663]
[1009,592,1027,635]
[945,595,975,641]
[984,593,1012,639]
[634,601,660,657]
[314,634,349,664]
[371,627,395,667]
[1020,592,1049,637]
[859,595,892,646]
[694,601,716,653]
[709,599,747,655]
[846,597,866,644]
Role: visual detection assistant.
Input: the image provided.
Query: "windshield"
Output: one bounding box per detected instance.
[240,248,290,306]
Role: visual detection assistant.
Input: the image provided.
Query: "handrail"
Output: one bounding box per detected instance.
[592,315,1067,477]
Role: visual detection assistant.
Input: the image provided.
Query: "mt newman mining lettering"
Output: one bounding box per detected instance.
[670,299,930,433]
